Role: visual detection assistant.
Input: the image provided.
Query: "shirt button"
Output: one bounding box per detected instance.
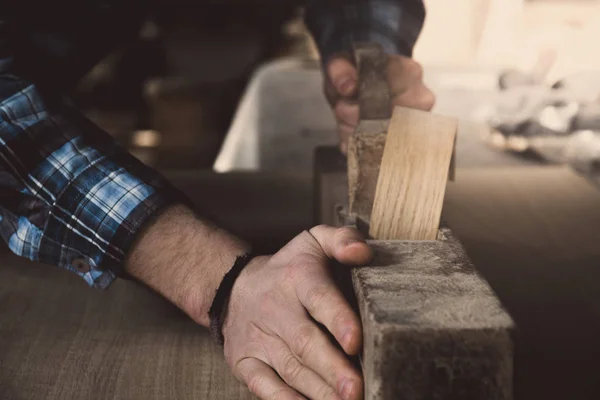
[72,258,91,273]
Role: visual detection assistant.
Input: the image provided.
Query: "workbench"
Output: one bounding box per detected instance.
[2,59,600,399]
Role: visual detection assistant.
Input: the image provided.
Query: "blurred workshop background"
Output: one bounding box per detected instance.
[73,0,600,173]
[4,2,600,399]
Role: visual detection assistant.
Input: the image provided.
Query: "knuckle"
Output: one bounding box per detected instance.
[283,260,303,282]
[418,89,436,111]
[292,325,315,360]
[246,371,264,395]
[257,292,272,312]
[281,353,303,385]
[310,224,329,235]
[272,388,293,400]
[258,292,279,316]
[407,59,424,80]
[335,226,359,239]
[286,255,321,281]
[331,309,350,329]
[316,384,338,400]
[305,284,330,310]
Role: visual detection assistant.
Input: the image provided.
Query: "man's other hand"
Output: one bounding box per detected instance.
[223,225,373,400]
[325,54,435,154]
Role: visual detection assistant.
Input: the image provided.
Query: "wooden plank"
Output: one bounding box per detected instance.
[355,234,514,400]
[0,252,256,400]
[369,107,458,240]
[315,150,588,400]
[314,148,515,400]
[347,121,388,223]
[316,152,600,399]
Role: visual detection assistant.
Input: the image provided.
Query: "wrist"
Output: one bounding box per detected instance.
[125,204,250,327]
[221,255,270,338]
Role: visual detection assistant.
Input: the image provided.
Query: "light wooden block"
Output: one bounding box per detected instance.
[369,107,458,240]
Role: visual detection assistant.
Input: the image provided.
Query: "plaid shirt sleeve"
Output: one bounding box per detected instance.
[305,0,426,64]
[0,22,186,290]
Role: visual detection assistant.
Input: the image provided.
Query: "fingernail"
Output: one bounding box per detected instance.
[343,239,360,248]
[342,330,353,348]
[340,379,354,400]
[335,77,356,96]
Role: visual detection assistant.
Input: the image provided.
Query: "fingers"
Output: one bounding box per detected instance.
[387,54,435,111]
[386,54,422,95]
[326,57,359,154]
[308,225,373,266]
[338,123,354,155]
[393,84,435,111]
[237,357,306,400]
[268,338,343,400]
[294,225,372,364]
[295,271,362,355]
[278,321,363,400]
[327,53,435,154]
[327,57,358,98]
[334,102,359,154]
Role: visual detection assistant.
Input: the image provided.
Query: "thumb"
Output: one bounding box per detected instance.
[327,57,358,98]
[308,225,373,266]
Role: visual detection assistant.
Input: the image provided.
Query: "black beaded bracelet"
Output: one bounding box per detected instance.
[208,253,255,346]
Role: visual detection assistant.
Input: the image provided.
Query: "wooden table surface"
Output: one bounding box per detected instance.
[0,172,314,400]
[2,167,600,399]
[0,257,255,400]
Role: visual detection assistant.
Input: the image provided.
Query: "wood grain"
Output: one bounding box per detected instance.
[347,120,388,223]
[369,107,457,240]
[317,157,600,399]
[0,253,256,400]
[0,172,315,400]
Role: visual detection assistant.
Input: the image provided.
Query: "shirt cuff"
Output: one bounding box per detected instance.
[305,0,426,65]
[39,153,188,290]
[0,78,190,290]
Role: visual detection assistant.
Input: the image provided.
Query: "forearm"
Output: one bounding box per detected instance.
[125,204,250,327]
[0,18,189,289]
[0,13,251,325]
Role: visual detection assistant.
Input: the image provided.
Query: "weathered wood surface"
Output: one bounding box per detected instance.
[317,147,515,399]
[355,236,514,400]
[347,120,388,223]
[0,255,255,400]
[316,150,600,399]
[369,107,457,240]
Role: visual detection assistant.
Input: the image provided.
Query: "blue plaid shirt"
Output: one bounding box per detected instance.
[0,0,425,289]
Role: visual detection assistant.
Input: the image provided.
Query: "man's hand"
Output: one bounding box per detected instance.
[126,206,372,400]
[223,225,372,400]
[325,54,435,154]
